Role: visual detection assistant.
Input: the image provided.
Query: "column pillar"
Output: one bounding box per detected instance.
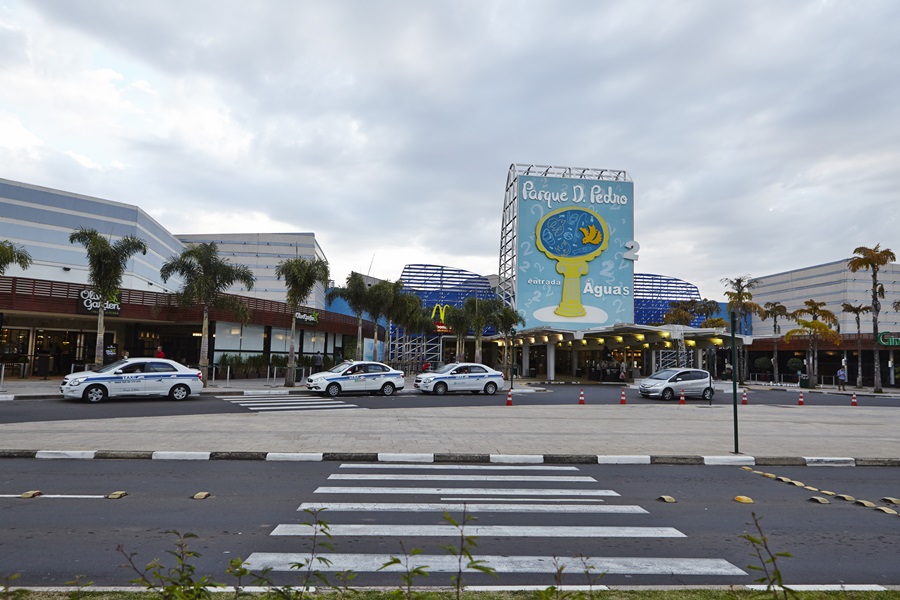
[547,342,556,381]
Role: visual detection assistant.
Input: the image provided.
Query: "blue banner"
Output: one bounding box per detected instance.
[516,175,635,330]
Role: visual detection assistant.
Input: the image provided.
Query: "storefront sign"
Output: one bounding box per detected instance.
[515,173,636,330]
[878,332,900,346]
[295,311,319,325]
[431,304,452,333]
[76,290,121,316]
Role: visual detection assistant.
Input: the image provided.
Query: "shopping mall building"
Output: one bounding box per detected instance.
[3,170,897,386]
[0,177,378,376]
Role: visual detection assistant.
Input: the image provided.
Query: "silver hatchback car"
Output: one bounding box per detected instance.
[639,368,715,401]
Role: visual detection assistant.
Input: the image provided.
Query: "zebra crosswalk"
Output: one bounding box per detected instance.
[220,395,366,412]
[244,462,747,586]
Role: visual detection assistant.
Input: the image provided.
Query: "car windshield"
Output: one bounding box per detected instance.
[327,362,353,373]
[433,364,458,374]
[93,359,129,373]
[647,369,679,381]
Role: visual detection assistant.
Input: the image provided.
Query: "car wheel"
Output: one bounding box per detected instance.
[702,387,714,401]
[380,382,396,397]
[661,388,675,401]
[83,385,107,403]
[484,382,498,396]
[169,384,190,401]
[434,382,448,396]
[326,383,341,397]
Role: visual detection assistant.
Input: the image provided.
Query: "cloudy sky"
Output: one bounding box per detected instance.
[2,0,898,300]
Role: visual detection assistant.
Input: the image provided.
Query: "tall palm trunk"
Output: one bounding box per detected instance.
[772,338,779,384]
[94,306,105,368]
[873,307,882,393]
[286,314,297,386]
[356,314,363,360]
[855,331,863,388]
[199,306,210,386]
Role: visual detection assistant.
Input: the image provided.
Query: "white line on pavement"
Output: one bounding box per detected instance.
[340,464,580,471]
[244,553,743,576]
[272,524,684,537]
[314,486,619,496]
[297,502,646,513]
[327,473,596,482]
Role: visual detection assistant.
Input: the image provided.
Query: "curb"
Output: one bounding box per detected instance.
[1,449,898,466]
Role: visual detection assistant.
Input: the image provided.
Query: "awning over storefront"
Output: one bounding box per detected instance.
[500,322,750,352]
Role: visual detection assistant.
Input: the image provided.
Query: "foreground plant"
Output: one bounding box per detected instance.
[379,541,430,600]
[441,505,497,599]
[119,530,222,600]
[742,512,795,599]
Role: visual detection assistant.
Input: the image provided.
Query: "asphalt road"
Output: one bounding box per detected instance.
[2,386,898,424]
[2,459,898,588]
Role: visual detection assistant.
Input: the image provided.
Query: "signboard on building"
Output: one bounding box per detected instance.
[878,332,900,346]
[515,174,636,330]
[76,289,121,316]
[295,311,319,325]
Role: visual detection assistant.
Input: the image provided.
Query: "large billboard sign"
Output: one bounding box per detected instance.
[516,175,636,330]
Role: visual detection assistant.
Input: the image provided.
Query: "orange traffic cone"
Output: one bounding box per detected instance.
[741,390,748,405]
[798,391,804,406]
[506,389,513,406]
[620,387,627,404]
[851,392,857,407]
[578,389,585,405]
[679,389,686,405]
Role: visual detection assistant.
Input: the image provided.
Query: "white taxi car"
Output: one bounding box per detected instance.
[414,362,505,396]
[306,360,405,397]
[60,358,203,403]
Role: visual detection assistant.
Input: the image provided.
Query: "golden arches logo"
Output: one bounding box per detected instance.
[431,304,451,322]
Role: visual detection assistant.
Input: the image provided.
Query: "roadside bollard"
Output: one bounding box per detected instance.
[851,392,857,407]
[578,389,585,405]
[742,390,748,405]
[798,391,804,406]
[506,389,513,406]
[620,388,627,404]
[679,389,686,405]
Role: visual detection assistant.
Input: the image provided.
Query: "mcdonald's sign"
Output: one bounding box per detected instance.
[431,303,452,333]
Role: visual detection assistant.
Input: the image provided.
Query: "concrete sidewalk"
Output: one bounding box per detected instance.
[1,375,899,464]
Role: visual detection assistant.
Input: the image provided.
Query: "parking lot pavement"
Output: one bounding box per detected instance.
[3,373,899,463]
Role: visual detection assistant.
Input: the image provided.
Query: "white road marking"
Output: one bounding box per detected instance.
[315,486,618,496]
[0,494,107,499]
[340,464,579,471]
[244,553,745,576]
[296,502,646,513]
[328,473,596,482]
[440,497,606,502]
[272,524,683,537]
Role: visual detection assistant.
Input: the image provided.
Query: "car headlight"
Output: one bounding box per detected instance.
[68,377,87,387]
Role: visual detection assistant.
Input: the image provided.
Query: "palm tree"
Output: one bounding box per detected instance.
[761,301,788,384]
[443,305,472,362]
[662,300,694,326]
[0,240,32,275]
[785,319,842,385]
[160,242,255,383]
[463,295,502,364]
[721,275,762,383]
[841,302,871,389]
[275,258,330,387]
[365,279,404,362]
[69,227,147,367]
[847,244,896,393]
[326,272,370,361]
[387,291,430,369]
[494,304,526,379]
[790,299,838,386]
